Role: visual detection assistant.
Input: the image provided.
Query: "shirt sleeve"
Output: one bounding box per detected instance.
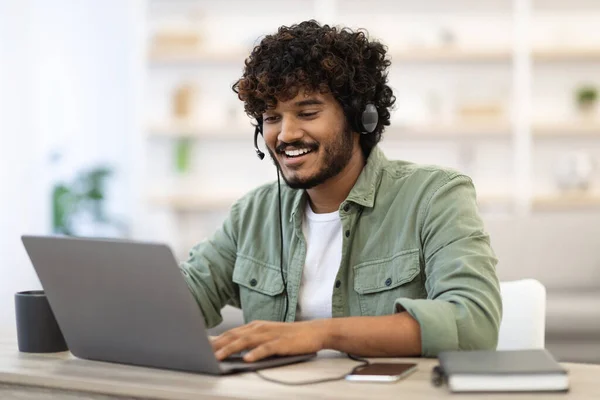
[179,202,240,329]
[394,174,502,357]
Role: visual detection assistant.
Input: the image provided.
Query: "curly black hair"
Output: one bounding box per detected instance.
[232,20,395,157]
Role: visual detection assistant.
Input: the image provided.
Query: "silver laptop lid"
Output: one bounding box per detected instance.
[21,235,222,374]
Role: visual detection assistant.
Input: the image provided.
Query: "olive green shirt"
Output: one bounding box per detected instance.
[180,146,502,357]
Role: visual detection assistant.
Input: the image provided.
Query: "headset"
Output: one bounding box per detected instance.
[254,102,378,160]
[253,102,379,322]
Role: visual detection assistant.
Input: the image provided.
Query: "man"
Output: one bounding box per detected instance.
[180,20,502,363]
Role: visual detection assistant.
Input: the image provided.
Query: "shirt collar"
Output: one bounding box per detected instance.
[289,146,387,221]
[345,146,386,208]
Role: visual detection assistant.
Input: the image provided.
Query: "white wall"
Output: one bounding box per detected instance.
[0,0,42,338]
[0,0,144,337]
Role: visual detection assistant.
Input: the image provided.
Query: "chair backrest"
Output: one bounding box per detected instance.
[497,279,546,350]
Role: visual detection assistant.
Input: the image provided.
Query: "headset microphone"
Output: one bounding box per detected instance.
[254,125,265,160]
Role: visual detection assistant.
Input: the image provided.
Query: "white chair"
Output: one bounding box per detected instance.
[497,279,546,350]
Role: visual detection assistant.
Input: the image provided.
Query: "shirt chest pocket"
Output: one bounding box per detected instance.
[353,249,424,316]
[232,256,285,323]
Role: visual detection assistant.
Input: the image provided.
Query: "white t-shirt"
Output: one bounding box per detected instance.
[296,202,343,321]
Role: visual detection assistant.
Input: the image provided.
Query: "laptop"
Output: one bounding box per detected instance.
[21,235,316,375]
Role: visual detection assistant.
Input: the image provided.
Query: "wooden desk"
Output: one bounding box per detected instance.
[1,338,598,400]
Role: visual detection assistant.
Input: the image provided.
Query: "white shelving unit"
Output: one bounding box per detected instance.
[144,0,600,252]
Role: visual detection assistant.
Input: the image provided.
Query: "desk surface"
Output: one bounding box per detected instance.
[1,338,599,400]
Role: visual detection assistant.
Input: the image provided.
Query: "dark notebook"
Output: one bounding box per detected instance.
[435,349,569,392]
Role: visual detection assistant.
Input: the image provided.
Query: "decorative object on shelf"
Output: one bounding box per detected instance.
[152,30,201,51]
[149,9,206,59]
[553,151,595,192]
[175,137,193,173]
[172,83,197,173]
[173,83,197,121]
[51,166,128,237]
[437,26,457,48]
[456,102,505,123]
[575,84,598,118]
[454,82,506,124]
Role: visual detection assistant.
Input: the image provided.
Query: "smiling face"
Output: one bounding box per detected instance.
[262,90,359,190]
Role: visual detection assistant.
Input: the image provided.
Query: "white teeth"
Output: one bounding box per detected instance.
[284,148,311,157]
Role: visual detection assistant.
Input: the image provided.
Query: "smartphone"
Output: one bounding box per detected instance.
[345,362,418,382]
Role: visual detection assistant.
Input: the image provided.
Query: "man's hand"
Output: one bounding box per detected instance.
[212,319,331,362]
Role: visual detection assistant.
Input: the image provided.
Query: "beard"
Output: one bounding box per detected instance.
[267,123,355,190]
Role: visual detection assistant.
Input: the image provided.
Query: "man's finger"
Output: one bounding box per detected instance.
[243,339,286,363]
[213,320,279,351]
[214,334,273,361]
[212,324,255,351]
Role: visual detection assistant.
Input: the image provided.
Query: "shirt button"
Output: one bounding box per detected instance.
[345,230,350,238]
[335,280,341,288]
[343,204,350,212]
[250,278,258,287]
[385,278,392,287]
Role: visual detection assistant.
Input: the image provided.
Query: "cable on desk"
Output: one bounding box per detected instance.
[253,353,370,386]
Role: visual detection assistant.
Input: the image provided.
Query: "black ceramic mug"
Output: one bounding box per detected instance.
[14,290,68,353]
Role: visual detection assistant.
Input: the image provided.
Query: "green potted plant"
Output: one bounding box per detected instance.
[51,166,126,236]
[575,85,598,116]
[175,137,193,173]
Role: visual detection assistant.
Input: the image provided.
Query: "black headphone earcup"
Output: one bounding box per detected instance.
[361,103,378,134]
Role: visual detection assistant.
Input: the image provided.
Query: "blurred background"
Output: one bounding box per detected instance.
[1,0,599,363]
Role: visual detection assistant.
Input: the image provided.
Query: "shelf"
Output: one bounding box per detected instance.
[532,122,600,137]
[147,39,600,65]
[147,47,600,65]
[148,123,512,140]
[532,193,600,211]
[533,48,600,62]
[390,123,511,138]
[148,47,512,65]
[148,48,247,65]
[150,122,600,139]
[392,48,512,63]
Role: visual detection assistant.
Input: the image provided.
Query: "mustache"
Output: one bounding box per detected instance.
[275,141,319,154]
